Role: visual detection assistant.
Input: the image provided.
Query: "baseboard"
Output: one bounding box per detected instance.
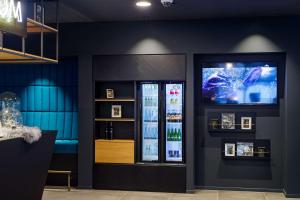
[283,189,300,198]
[196,185,282,193]
[77,185,93,189]
[186,189,196,193]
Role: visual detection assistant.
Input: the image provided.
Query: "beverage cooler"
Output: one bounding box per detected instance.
[139,82,184,163]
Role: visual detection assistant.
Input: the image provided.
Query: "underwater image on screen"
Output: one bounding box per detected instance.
[202,62,278,105]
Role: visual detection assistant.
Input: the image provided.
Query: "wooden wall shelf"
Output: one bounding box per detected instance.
[95,139,134,164]
[0,47,58,64]
[95,98,135,102]
[0,18,58,64]
[95,118,135,122]
[27,18,58,33]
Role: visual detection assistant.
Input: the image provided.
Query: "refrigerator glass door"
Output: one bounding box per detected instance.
[165,83,183,162]
[142,83,159,161]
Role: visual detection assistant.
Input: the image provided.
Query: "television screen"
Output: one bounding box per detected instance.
[202,62,278,105]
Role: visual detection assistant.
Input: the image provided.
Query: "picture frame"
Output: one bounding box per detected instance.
[209,119,219,130]
[237,142,254,157]
[106,89,114,99]
[241,117,252,130]
[224,143,235,157]
[257,146,267,158]
[221,113,235,130]
[111,105,122,118]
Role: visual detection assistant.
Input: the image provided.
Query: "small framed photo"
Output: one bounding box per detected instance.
[225,143,235,157]
[221,113,235,130]
[209,119,219,130]
[111,105,122,118]
[241,117,252,130]
[237,142,254,157]
[257,146,267,158]
[106,89,114,99]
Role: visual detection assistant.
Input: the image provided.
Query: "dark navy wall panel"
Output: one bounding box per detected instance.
[0,59,78,144]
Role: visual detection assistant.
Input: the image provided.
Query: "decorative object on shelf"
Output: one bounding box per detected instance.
[237,142,254,157]
[208,112,256,133]
[106,89,114,99]
[257,146,267,158]
[221,113,235,129]
[0,92,41,143]
[222,139,270,160]
[224,143,235,157]
[111,105,122,118]
[209,119,219,130]
[241,117,252,130]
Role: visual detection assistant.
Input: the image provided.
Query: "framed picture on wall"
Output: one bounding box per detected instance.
[241,117,252,130]
[237,142,254,157]
[112,105,122,118]
[224,143,235,157]
[106,89,114,99]
[209,119,219,130]
[221,113,235,129]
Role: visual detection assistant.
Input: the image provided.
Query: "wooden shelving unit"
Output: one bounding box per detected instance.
[94,81,136,164]
[0,18,58,64]
[95,118,135,122]
[95,98,135,102]
[0,47,58,64]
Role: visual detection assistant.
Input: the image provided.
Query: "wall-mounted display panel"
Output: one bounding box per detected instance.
[202,62,278,105]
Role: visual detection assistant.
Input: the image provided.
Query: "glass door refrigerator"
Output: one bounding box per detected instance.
[140,82,184,163]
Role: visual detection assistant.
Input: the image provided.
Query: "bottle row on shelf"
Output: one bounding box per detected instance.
[166,112,182,122]
[144,144,158,156]
[168,150,181,158]
[144,97,158,107]
[143,126,158,140]
[144,109,158,122]
[167,128,182,141]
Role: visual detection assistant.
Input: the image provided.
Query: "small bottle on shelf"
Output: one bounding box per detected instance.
[104,122,109,139]
[108,122,113,140]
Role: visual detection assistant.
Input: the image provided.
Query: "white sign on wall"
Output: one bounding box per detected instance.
[0,0,25,37]
[0,0,22,22]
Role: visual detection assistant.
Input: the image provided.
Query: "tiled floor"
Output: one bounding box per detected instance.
[42,189,299,200]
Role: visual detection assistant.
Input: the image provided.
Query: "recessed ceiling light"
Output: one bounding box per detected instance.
[136,1,151,7]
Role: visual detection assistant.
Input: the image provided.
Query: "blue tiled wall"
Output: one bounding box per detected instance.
[0,59,78,153]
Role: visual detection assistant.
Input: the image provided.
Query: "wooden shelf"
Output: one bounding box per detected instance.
[95,139,134,164]
[27,18,58,33]
[0,47,58,64]
[95,139,134,143]
[95,118,135,122]
[95,98,135,102]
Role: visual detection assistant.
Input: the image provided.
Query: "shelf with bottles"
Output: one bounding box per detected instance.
[95,121,134,140]
[166,128,183,142]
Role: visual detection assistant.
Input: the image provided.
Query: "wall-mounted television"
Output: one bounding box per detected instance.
[202,62,278,105]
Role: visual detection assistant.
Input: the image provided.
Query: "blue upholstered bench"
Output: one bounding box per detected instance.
[0,62,78,154]
[22,112,78,154]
